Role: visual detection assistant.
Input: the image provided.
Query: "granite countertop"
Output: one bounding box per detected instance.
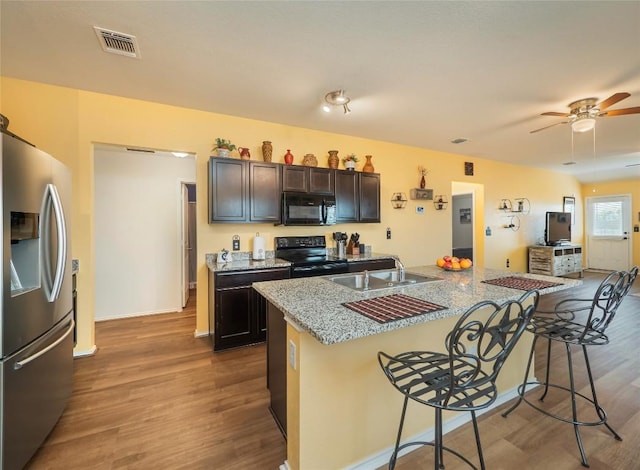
[206,251,291,272]
[253,265,582,345]
[206,251,396,273]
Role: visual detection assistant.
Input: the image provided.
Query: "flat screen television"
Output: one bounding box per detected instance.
[545,211,571,246]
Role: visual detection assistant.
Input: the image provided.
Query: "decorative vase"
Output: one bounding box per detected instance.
[420,174,426,189]
[238,147,251,160]
[302,153,318,167]
[328,150,339,169]
[284,149,294,165]
[262,141,272,162]
[362,155,374,173]
[345,160,356,171]
[217,148,230,158]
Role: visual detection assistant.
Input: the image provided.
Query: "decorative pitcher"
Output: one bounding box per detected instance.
[238,147,251,159]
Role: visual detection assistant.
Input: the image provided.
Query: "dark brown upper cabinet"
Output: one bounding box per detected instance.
[209,157,281,223]
[208,158,247,222]
[358,172,381,222]
[249,161,282,222]
[282,166,334,194]
[335,170,359,223]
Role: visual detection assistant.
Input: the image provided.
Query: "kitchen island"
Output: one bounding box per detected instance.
[253,265,581,470]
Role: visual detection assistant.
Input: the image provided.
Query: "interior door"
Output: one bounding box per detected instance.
[181,184,189,308]
[586,195,632,271]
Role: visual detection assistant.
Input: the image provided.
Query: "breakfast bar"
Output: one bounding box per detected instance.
[253,265,581,470]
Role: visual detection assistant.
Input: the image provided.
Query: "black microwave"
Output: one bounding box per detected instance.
[281,192,336,226]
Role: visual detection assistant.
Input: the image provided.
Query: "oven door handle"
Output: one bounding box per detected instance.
[321,200,328,224]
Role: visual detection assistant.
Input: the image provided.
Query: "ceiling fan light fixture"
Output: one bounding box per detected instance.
[571,117,595,133]
[323,89,352,114]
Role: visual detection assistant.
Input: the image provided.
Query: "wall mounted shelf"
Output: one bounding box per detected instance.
[410,188,433,200]
[391,192,408,209]
[499,197,530,215]
[433,195,448,210]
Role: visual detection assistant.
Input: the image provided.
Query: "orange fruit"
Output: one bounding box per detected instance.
[436,258,445,267]
[460,258,473,269]
[451,261,461,270]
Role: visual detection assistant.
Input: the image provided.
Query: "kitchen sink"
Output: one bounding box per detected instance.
[328,270,441,291]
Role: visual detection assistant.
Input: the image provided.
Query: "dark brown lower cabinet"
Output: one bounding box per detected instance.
[267,302,287,437]
[210,267,290,351]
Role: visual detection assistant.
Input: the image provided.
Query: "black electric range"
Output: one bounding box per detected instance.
[275,236,349,278]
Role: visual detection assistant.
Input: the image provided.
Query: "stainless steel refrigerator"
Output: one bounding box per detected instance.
[1,128,74,470]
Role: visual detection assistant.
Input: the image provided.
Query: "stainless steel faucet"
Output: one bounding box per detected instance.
[393,257,406,282]
[363,270,369,290]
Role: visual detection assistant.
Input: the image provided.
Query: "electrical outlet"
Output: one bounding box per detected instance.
[232,235,240,251]
[506,258,510,268]
[386,227,391,239]
[289,340,297,370]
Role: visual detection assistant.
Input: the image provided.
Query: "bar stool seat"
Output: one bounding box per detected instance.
[378,290,539,470]
[502,266,638,468]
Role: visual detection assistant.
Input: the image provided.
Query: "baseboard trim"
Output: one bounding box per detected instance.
[194,329,209,338]
[73,345,97,358]
[345,384,535,470]
[95,308,178,322]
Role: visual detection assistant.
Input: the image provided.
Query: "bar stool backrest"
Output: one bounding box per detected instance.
[442,290,539,406]
[580,266,638,339]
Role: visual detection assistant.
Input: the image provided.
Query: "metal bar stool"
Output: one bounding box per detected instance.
[502,266,638,467]
[378,290,539,470]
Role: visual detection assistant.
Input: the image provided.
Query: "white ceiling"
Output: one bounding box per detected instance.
[2,1,639,183]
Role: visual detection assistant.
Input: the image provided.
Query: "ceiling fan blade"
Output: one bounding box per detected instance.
[600,106,640,117]
[541,111,570,117]
[597,92,630,111]
[530,121,568,134]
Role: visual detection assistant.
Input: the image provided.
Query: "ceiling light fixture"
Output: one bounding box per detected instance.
[323,90,351,114]
[571,116,596,133]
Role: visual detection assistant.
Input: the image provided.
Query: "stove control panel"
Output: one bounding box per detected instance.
[275,236,326,249]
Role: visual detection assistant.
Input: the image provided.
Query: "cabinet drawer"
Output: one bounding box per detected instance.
[215,267,291,288]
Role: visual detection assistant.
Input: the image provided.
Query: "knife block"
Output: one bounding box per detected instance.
[347,241,360,255]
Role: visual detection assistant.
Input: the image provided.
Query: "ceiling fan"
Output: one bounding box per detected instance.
[530,92,640,134]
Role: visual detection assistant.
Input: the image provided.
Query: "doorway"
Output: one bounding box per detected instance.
[452,194,473,261]
[451,182,485,267]
[180,182,196,308]
[94,144,196,321]
[585,194,632,271]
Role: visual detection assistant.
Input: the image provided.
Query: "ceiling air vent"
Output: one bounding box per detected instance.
[93,26,140,59]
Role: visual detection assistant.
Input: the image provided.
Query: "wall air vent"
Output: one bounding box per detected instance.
[93,26,141,59]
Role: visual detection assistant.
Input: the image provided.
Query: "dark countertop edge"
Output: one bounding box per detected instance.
[206,251,396,273]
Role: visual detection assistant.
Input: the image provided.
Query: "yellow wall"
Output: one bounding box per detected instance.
[1,76,584,352]
[582,179,640,267]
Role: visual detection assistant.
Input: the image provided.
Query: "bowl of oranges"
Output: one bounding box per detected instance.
[436,256,473,271]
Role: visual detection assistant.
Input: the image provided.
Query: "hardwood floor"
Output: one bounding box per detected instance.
[25,291,286,470]
[26,272,640,470]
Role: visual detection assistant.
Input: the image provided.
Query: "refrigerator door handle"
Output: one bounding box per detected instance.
[41,183,68,302]
[13,319,75,370]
